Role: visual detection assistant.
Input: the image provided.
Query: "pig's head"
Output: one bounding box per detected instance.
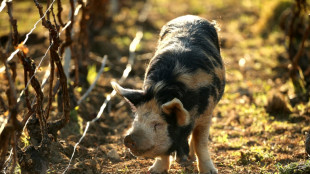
[111,82,191,158]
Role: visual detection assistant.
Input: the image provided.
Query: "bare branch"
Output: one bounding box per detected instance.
[57,0,65,27]
[46,40,55,120]
[33,0,70,135]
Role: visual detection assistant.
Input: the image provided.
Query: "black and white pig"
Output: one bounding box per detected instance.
[111,15,225,174]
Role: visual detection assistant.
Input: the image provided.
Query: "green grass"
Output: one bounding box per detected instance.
[277,160,310,174]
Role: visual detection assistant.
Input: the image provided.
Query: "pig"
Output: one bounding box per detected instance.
[111,15,225,174]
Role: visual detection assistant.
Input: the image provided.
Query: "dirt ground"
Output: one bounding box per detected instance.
[1,0,310,173]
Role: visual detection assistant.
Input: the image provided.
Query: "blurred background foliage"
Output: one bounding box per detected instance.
[0,0,310,173]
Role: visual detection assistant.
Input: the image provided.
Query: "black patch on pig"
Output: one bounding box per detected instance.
[180,89,198,111]
[197,86,213,114]
[162,112,193,160]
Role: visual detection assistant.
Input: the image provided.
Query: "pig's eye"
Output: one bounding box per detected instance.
[153,122,162,131]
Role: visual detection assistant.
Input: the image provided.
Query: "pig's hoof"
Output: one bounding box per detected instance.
[199,160,218,174]
[200,168,218,174]
[148,168,168,174]
[188,153,196,162]
[176,156,193,167]
[148,166,168,174]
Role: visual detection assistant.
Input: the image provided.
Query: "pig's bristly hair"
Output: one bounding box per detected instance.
[142,16,225,157]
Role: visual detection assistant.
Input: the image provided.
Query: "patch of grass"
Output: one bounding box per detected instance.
[14,163,21,174]
[112,36,131,51]
[238,146,274,165]
[215,132,229,143]
[143,31,155,41]
[117,165,129,173]
[87,64,97,85]
[277,160,310,174]
[47,168,57,173]
[20,132,30,148]
[69,106,83,135]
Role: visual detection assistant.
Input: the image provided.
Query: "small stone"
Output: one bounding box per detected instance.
[107,149,120,161]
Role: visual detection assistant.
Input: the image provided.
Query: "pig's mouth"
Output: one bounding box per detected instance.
[128,145,155,157]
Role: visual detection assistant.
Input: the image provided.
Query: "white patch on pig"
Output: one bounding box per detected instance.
[128,99,172,157]
[177,68,213,89]
[214,67,225,81]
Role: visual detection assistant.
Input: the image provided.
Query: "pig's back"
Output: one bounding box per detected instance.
[158,15,221,54]
[144,15,225,116]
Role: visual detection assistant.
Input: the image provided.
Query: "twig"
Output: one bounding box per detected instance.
[57,0,65,27]
[24,66,31,111]
[6,0,21,131]
[23,55,48,141]
[0,125,12,171]
[46,16,56,120]
[0,2,21,172]
[61,0,75,81]
[0,50,20,172]
[8,62,16,89]
[50,0,60,32]
[7,1,18,47]
[0,51,11,170]
[47,0,51,21]
[77,0,89,78]
[0,95,8,112]
[21,109,35,127]
[46,48,55,120]
[16,43,52,104]
[34,0,70,132]
[50,34,70,130]
[10,133,17,174]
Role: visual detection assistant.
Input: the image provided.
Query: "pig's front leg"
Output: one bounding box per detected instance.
[148,155,170,174]
[188,135,196,161]
[193,116,217,174]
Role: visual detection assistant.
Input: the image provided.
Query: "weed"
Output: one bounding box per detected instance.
[277,160,310,174]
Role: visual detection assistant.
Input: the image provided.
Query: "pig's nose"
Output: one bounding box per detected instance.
[124,135,136,149]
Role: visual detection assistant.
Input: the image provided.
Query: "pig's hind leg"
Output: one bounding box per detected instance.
[148,155,170,174]
[192,115,217,174]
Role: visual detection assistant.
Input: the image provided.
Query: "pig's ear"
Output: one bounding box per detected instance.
[111,81,144,109]
[161,98,190,126]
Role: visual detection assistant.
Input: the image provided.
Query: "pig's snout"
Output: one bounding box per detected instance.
[124,130,155,156]
[124,134,136,149]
